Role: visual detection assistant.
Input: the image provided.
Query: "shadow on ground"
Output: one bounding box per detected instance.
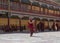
[0,30,60,34]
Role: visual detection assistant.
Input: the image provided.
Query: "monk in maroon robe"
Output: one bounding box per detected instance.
[28,19,35,37]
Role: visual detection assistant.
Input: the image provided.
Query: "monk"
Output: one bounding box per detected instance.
[28,19,35,37]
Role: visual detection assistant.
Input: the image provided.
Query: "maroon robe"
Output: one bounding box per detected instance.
[28,22,34,32]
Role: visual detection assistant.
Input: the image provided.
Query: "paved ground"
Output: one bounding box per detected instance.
[0,31,60,43]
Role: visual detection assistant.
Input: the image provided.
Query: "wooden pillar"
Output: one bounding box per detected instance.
[19,18,21,31]
[30,2,32,13]
[7,13,10,27]
[43,8,45,14]
[19,0,21,11]
[8,0,11,30]
[39,6,41,14]
[19,16,23,31]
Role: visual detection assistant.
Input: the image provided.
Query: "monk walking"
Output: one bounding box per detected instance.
[28,19,35,37]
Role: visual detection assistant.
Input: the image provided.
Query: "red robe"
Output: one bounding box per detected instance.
[28,22,34,32]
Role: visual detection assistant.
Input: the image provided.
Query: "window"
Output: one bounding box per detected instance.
[45,8,48,14]
[2,0,8,4]
[57,11,59,15]
[49,10,53,14]
[55,11,57,15]
[32,6,40,11]
[2,4,8,10]
[41,8,43,12]
[51,10,53,14]
[10,2,20,11]
[53,10,55,14]
[0,0,8,10]
[21,4,31,11]
[32,6,35,11]
[40,7,43,13]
